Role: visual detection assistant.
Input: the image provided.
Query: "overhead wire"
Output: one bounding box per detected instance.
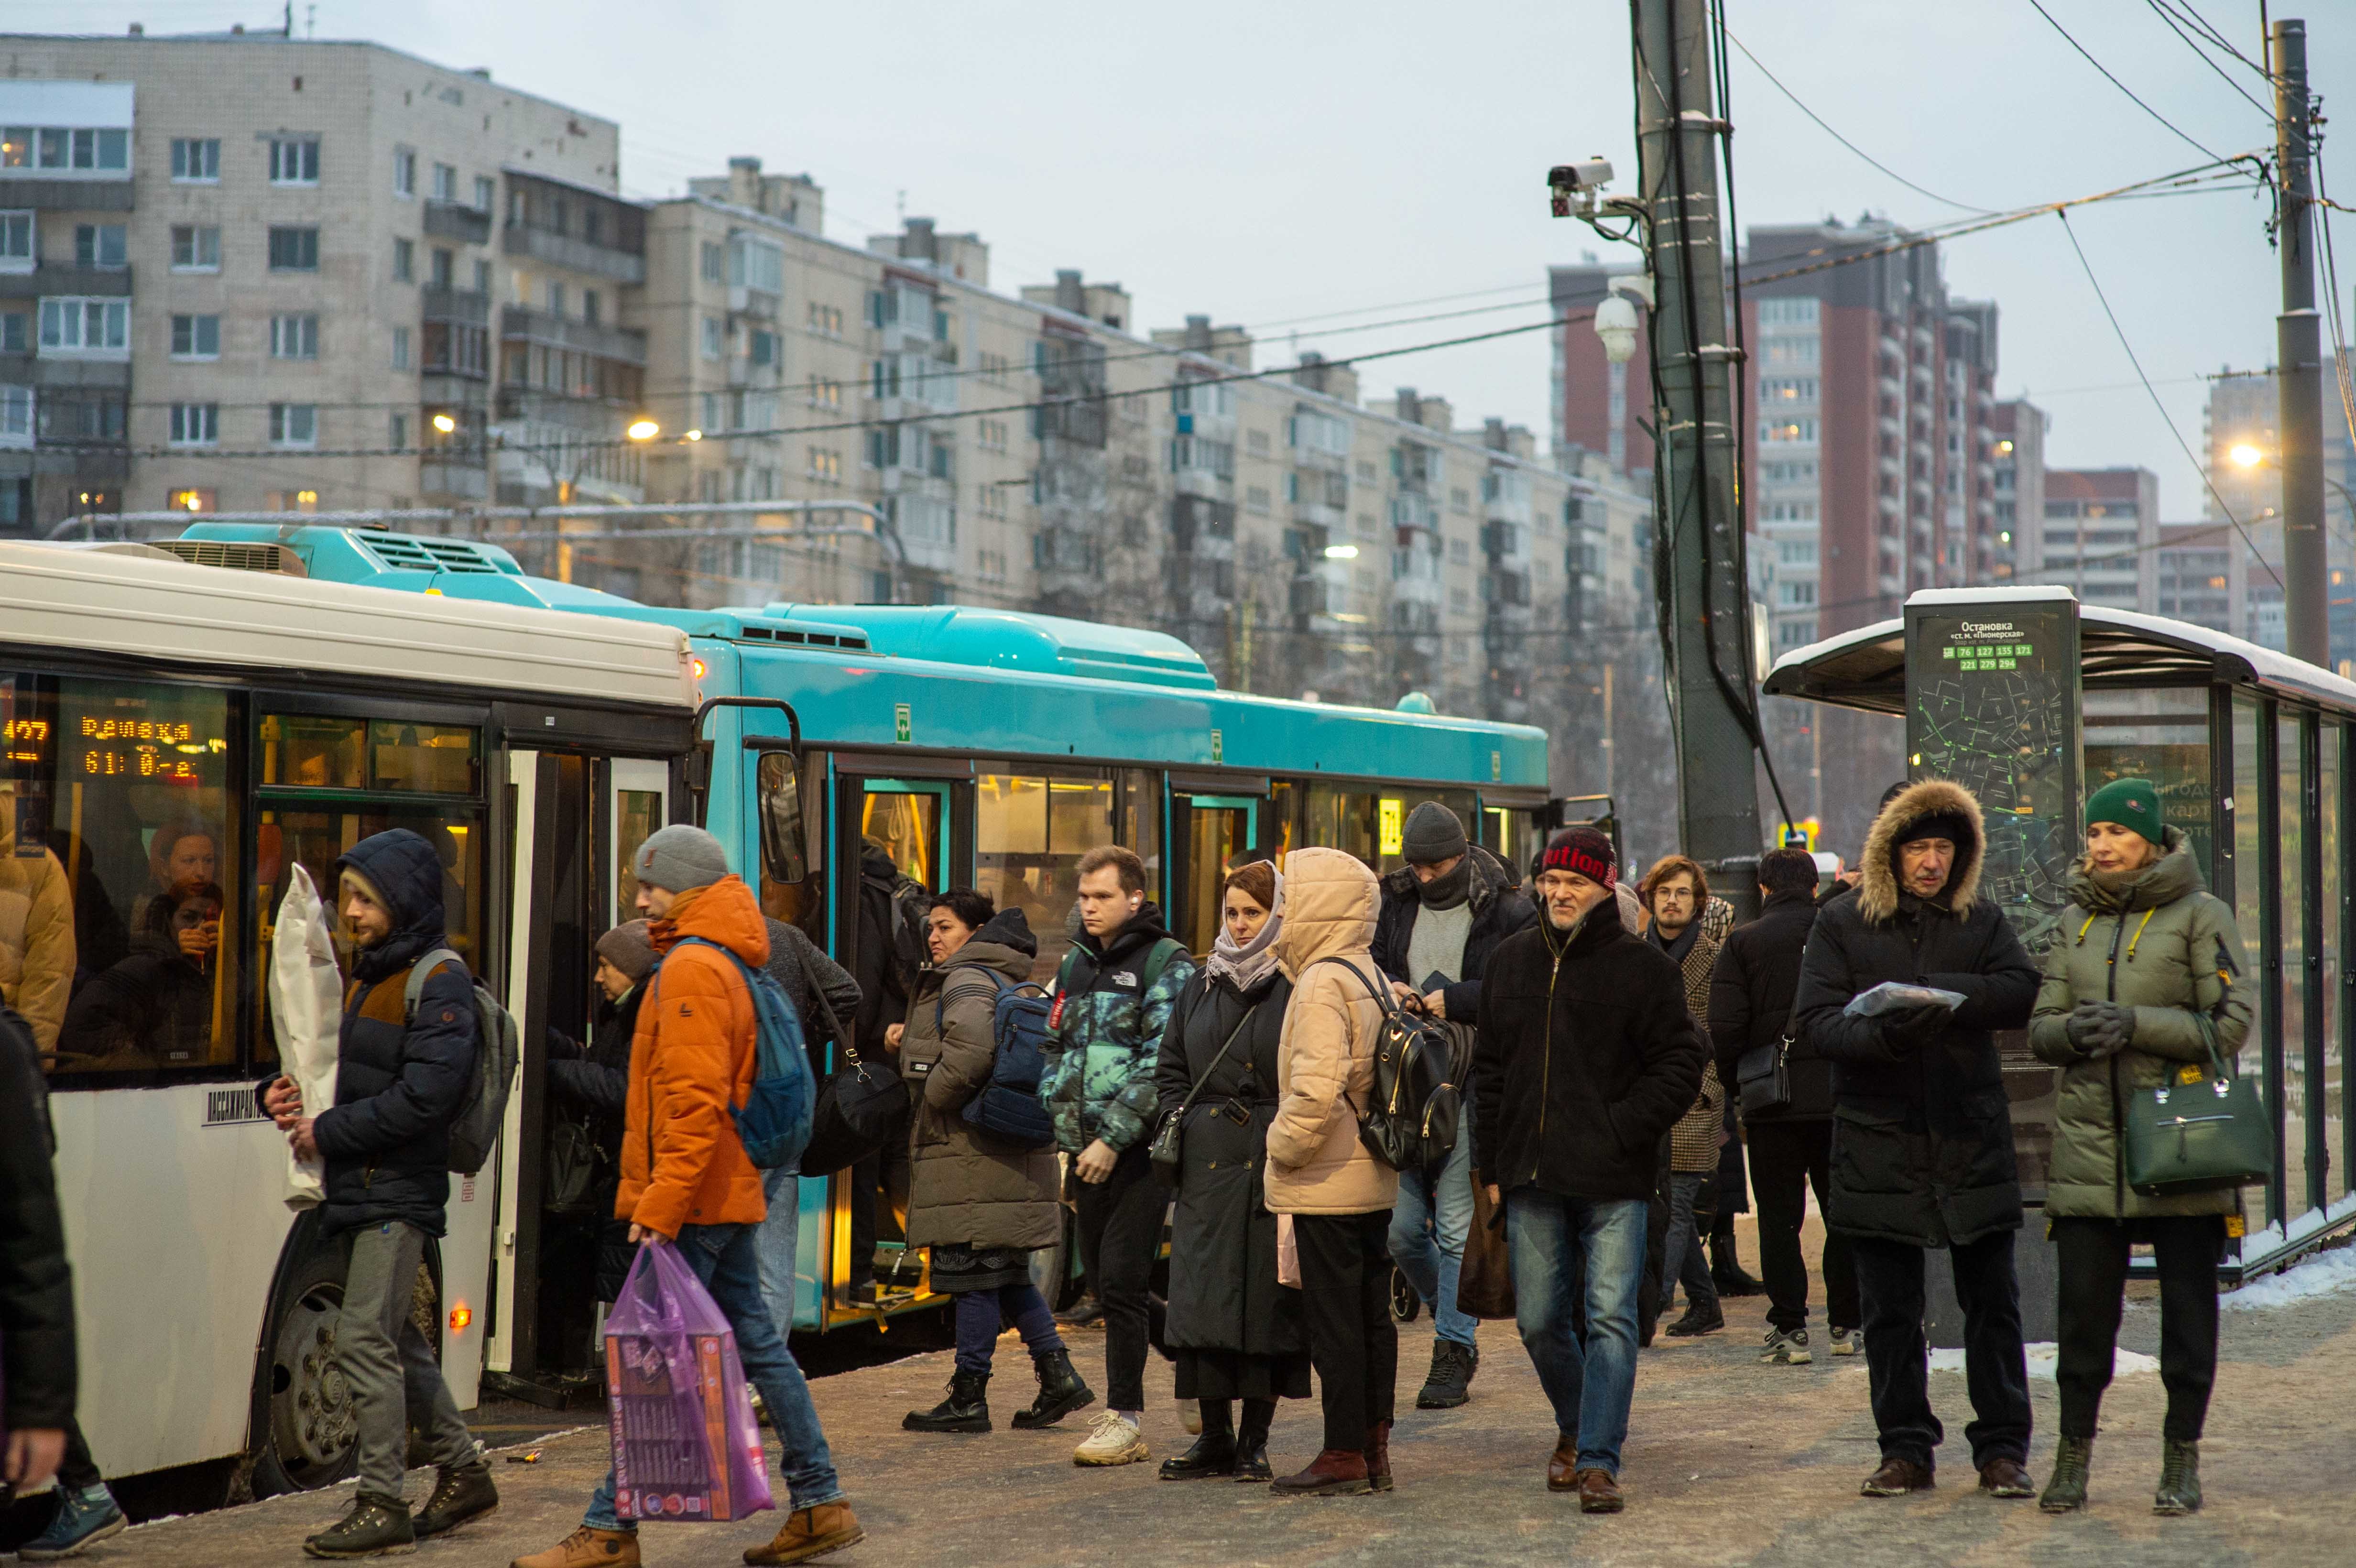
[2027,0,2243,168]
[2142,0,2278,118]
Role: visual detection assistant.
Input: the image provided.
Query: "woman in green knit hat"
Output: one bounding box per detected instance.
[2027,775,2251,1518]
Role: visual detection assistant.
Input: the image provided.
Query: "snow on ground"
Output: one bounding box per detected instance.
[1928,1342,2156,1380]
[2222,1244,2356,1310]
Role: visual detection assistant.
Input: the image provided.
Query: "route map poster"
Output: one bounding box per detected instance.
[1903,599,2082,958]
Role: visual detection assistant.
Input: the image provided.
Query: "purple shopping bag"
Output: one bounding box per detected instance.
[604,1240,776,1523]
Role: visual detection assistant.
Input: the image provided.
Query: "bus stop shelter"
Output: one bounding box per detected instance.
[1766,588,2356,1278]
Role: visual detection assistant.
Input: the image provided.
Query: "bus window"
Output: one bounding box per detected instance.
[1172,798,1250,956]
[3,673,240,1075]
[614,786,663,917]
[1263,780,1300,867]
[757,754,825,945]
[1304,785,1377,867]
[976,772,1112,981]
[1483,807,1540,882]
[261,714,480,795]
[860,787,941,889]
[1117,768,1162,890]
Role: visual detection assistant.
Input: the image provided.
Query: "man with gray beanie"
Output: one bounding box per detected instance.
[1370,801,1534,1409]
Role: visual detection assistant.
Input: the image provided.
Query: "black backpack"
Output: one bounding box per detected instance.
[1309,957,1461,1171]
[863,866,933,986]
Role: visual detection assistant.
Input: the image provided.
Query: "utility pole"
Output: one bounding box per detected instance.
[1632,0,1766,895]
[2276,17,2329,667]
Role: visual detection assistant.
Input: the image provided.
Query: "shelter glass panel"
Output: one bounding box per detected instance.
[2280,712,2310,1216]
[2083,689,2211,882]
[2324,724,2345,1208]
[2231,694,2268,1237]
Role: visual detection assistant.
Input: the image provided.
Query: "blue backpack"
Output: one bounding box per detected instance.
[938,971,1057,1150]
[673,936,816,1171]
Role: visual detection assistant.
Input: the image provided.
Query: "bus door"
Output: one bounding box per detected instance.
[1170,794,1256,956]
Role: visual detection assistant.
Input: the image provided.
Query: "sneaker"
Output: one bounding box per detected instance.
[1760,1327,1812,1365]
[413,1460,499,1538]
[1415,1339,1477,1408]
[1829,1326,1860,1358]
[303,1492,415,1559]
[1665,1305,1725,1338]
[19,1484,127,1561]
[1072,1410,1150,1467]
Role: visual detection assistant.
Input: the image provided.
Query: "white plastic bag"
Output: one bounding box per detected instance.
[1843,980,1968,1018]
[270,862,344,1209]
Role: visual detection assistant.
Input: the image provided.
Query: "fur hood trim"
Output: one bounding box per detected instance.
[1858,778,1985,923]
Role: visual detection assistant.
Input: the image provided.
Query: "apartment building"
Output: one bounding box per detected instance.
[2199,364,2356,660]
[2157,520,2235,632]
[2030,466,2159,612]
[0,25,638,530]
[1988,397,2046,583]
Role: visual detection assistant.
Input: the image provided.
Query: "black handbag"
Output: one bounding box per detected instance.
[543,1112,609,1214]
[795,947,910,1175]
[1147,1000,1254,1187]
[1736,997,1800,1119]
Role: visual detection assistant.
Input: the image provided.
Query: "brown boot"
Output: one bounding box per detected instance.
[1861,1457,1937,1497]
[1364,1420,1394,1492]
[1270,1448,1373,1497]
[1547,1433,1580,1492]
[511,1526,641,1568]
[1574,1469,1624,1514]
[744,1502,864,1566]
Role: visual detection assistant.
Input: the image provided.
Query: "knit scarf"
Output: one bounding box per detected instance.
[1206,866,1285,993]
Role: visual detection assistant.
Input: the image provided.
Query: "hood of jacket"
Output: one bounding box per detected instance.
[337,828,448,982]
[944,906,1038,983]
[650,873,770,968]
[1276,847,1378,973]
[1380,841,1513,912]
[1077,901,1174,967]
[1857,778,1985,924]
[861,841,901,884]
[2066,825,2202,915]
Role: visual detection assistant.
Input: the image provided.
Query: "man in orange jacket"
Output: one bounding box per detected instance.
[513,826,862,1568]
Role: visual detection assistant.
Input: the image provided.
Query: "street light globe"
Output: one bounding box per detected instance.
[683,428,704,442]
[430,412,458,435]
[2230,442,2265,468]
[626,418,661,441]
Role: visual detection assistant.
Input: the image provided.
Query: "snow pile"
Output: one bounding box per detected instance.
[2222,1246,2356,1311]
[1929,1342,2156,1381]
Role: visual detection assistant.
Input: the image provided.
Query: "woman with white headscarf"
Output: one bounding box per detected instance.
[1149,860,1309,1482]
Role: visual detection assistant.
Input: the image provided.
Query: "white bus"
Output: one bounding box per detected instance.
[0,538,696,1495]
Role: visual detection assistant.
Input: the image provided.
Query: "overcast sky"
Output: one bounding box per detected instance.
[15,0,2350,520]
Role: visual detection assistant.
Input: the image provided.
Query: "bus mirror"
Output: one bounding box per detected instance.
[756,751,807,885]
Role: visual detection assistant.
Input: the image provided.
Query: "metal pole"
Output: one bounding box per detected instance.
[1634,0,1765,888]
[2276,17,2329,666]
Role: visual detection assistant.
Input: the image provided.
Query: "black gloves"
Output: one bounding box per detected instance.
[1880,1002,1952,1047]
[2065,1001,2135,1058]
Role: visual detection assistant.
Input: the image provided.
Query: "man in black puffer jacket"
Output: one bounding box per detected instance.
[1793,779,2040,1503]
[1,1005,74,1500]
[263,828,494,1557]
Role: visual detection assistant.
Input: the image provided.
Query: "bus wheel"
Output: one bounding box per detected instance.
[250,1242,360,1497]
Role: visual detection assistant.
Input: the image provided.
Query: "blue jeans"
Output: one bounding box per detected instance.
[1660,1172,1719,1315]
[756,1165,805,1345]
[1388,1123,1478,1348]
[1506,1188,1647,1477]
[586,1222,841,1530]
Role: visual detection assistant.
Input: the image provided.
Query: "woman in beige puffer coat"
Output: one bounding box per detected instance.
[1263,847,1396,1496]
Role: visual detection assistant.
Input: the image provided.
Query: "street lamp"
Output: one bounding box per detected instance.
[430,412,458,435]
[2230,442,2265,469]
[626,418,661,442]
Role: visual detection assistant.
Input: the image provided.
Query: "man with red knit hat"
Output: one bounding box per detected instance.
[1471,827,1704,1514]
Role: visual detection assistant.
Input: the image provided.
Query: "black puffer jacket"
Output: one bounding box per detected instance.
[0,1005,74,1431]
[1708,889,1831,1120]
[312,829,478,1238]
[1371,845,1536,1025]
[1472,893,1705,1202]
[1793,780,2040,1248]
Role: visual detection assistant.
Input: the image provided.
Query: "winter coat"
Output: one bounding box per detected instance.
[61,936,218,1066]
[305,830,478,1238]
[1708,889,1831,1121]
[1156,967,1304,1359]
[765,916,861,1060]
[1661,900,1732,1173]
[0,1005,74,1432]
[850,845,911,1054]
[2029,829,2254,1220]
[549,985,642,1302]
[1264,848,1398,1216]
[1371,844,1536,1025]
[621,875,772,1240]
[901,909,1061,1253]
[0,815,74,1055]
[1472,892,1705,1202]
[1794,778,2041,1249]
[1040,903,1195,1154]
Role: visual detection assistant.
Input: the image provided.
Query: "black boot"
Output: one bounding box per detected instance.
[1009,1347,1094,1429]
[903,1369,991,1433]
[302,1493,414,1559]
[2154,1437,2202,1516]
[413,1459,499,1537]
[1233,1398,1276,1483]
[1415,1339,1477,1409]
[1160,1401,1238,1479]
[1710,1228,1765,1297]
[2040,1436,2093,1514]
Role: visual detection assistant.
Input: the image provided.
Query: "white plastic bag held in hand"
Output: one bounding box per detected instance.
[270,862,343,1209]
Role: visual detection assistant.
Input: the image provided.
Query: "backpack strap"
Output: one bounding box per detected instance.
[1139,936,1185,999]
[934,966,1011,1034]
[402,947,466,1023]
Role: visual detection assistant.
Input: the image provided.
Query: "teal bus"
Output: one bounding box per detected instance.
[175,521,1555,1390]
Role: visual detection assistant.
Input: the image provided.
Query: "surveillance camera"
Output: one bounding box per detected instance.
[1547,158,1615,193]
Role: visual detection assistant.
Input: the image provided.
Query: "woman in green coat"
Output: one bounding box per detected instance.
[2027,777,2251,1519]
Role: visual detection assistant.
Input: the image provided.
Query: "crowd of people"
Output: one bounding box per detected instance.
[0,772,2258,1564]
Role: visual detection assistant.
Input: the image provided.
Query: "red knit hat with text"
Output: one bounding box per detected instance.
[1541,826,1617,887]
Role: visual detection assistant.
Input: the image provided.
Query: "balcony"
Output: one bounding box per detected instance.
[499,304,647,366]
[728,283,780,320]
[0,262,131,299]
[0,178,132,212]
[424,200,493,246]
[420,458,489,501]
[28,358,129,391]
[422,285,491,326]
[502,223,646,285]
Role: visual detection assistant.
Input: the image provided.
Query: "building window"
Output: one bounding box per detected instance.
[390,237,411,282]
[269,137,321,186]
[0,385,31,445]
[170,137,220,182]
[430,248,454,289]
[701,241,724,284]
[0,312,24,352]
[0,211,29,272]
[167,487,215,512]
[74,224,127,268]
[273,490,320,513]
[544,280,565,316]
[389,412,408,450]
[169,314,221,360]
[170,224,221,272]
[750,329,777,367]
[268,403,317,447]
[702,316,723,360]
[431,162,457,202]
[41,298,130,356]
[1759,418,1818,444]
[391,326,410,370]
[1761,376,1819,402]
[472,258,491,293]
[270,226,322,272]
[393,148,415,197]
[1757,297,1820,327]
[167,403,219,446]
[583,289,601,326]
[0,126,129,174]
[806,301,841,337]
[270,313,319,360]
[473,175,495,212]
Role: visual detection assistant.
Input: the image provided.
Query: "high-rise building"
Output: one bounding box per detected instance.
[2200,363,2356,662]
[1989,397,2047,582]
[2157,520,2234,631]
[2029,467,2160,612]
